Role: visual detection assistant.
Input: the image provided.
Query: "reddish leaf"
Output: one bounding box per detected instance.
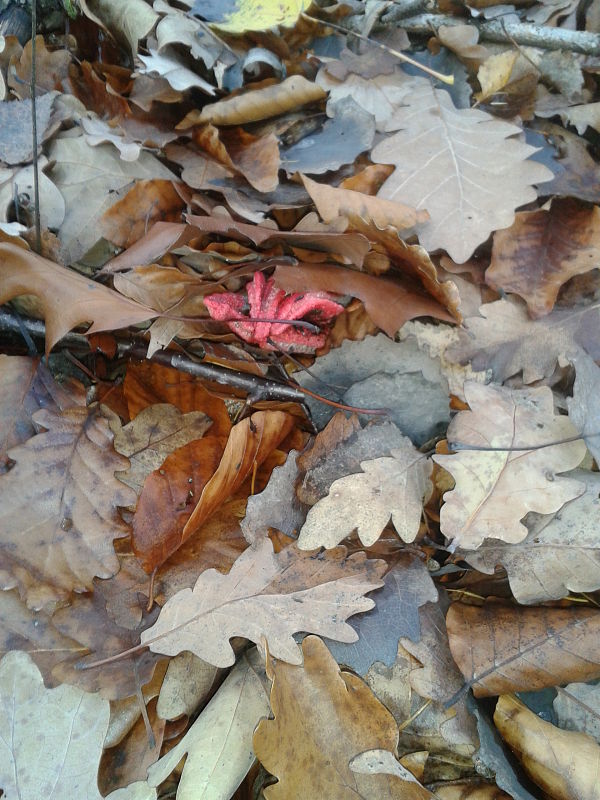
[204,271,344,351]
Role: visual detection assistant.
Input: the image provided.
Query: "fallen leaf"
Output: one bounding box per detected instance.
[0,242,156,354]
[568,350,600,466]
[254,635,429,799]
[433,783,512,799]
[195,0,306,32]
[298,439,432,549]
[178,75,326,127]
[280,97,375,176]
[463,471,600,604]
[447,296,600,384]
[0,92,58,165]
[194,124,280,193]
[81,115,142,162]
[47,134,177,264]
[123,360,231,438]
[274,262,455,338]
[7,35,71,98]
[79,0,158,57]
[51,584,163,700]
[148,655,269,798]
[486,198,600,317]
[111,403,213,495]
[436,24,490,61]
[447,602,600,696]
[132,435,225,572]
[0,355,85,471]
[155,4,227,68]
[137,48,214,95]
[323,554,438,676]
[204,270,344,351]
[371,83,553,262]
[0,405,134,609]
[494,694,600,800]
[433,382,586,549]
[181,410,294,540]
[348,749,434,797]
[301,174,428,231]
[156,650,219,721]
[140,538,386,666]
[0,650,110,800]
[554,683,600,744]
[100,179,187,249]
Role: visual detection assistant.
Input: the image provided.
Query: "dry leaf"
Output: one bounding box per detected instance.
[486,198,600,317]
[301,174,428,231]
[371,83,553,262]
[0,650,110,800]
[0,405,134,609]
[464,471,600,604]
[447,296,600,385]
[274,262,455,337]
[148,655,269,799]
[436,24,490,61]
[0,243,156,355]
[78,0,158,56]
[111,403,213,495]
[568,350,600,466]
[554,683,600,744]
[140,538,386,667]
[433,783,512,799]
[178,75,326,127]
[0,355,85,471]
[433,382,586,549]
[156,651,219,721]
[181,410,294,540]
[494,694,600,800]
[447,602,600,696]
[254,635,431,800]
[298,441,432,549]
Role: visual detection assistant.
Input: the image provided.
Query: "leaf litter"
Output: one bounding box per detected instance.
[1,1,600,798]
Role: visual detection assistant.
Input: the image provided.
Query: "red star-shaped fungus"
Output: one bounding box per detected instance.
[203,271,344,352]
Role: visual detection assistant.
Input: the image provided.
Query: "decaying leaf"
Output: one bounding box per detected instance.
[181,410,294,541]
[0,650,110,799]
[464,471,600,604]
[433,382,586,549]
[0,406,134,609]
[140,538,386,667]
[447,602,600,697]
[0,243,156,354]
[298,440,432,549]
[494,694,600,800]
[371,83,553,262]
[178,75,326,127]
[486,198,600,317]
[253,635,431,799]
[148,655,269,799]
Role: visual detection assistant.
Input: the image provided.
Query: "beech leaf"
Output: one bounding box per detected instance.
[433,382,586,549]
[140,538,386,667]
[371,83,553,262]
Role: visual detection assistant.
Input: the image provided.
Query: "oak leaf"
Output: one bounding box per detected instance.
[447,603,600,697]
[0,405,134,609]
[0,242,156,355]
[371,83,553,262]
[140,538,386,667]
[486,198,600,317]
[298,440,432,549]
[569,350,600,466]
[253,635,433,800]
[433,382,586,549]
[464,471,600,604]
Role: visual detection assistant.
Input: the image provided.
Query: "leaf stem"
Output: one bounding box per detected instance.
[30,1,41,253]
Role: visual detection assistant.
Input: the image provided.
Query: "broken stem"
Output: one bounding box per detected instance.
[301,12,454,85]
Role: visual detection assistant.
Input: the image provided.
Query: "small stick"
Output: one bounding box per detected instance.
[30,1,41,253]
[301,12,454,85]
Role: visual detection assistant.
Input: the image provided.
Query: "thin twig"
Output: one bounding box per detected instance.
[30,1,41,253]
[301,12,454,84]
